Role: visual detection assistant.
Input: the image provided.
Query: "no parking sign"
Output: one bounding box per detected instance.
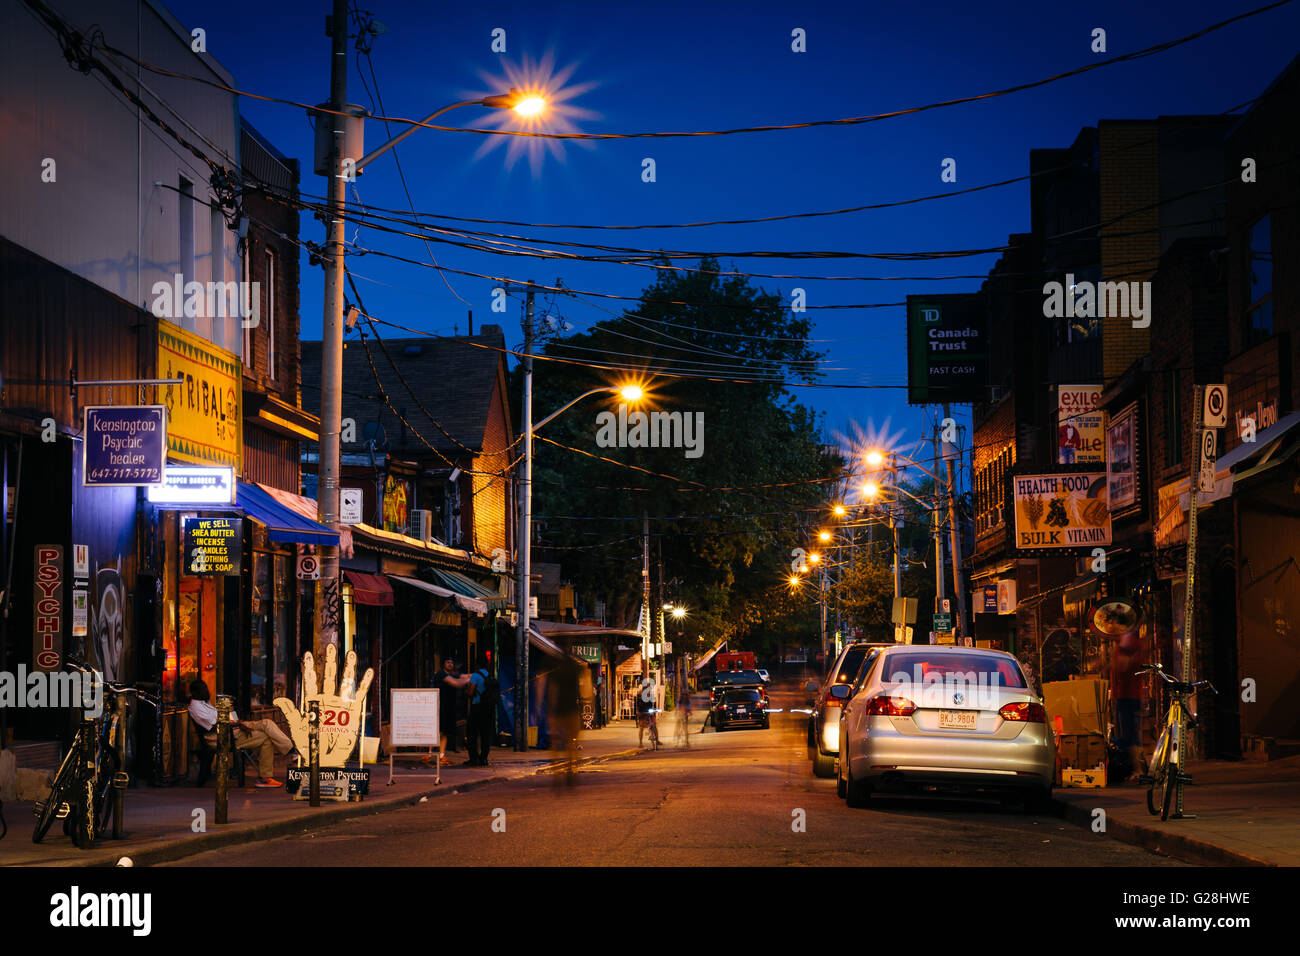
[297,553,321,580]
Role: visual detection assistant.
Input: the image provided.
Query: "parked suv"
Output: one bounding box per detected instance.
[808,642,892,778]
[709,669,768,725]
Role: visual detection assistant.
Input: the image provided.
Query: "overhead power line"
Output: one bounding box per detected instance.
[82,0,1292,141]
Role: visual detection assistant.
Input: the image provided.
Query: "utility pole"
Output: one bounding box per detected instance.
[932,413,946,619]
[1176,385,1205,818]
[315,0,350,660]
[942,403,969,643]
[891,456,902,600]
[654,536,664,703]
[641,513,650,680]
[514,283,535,751]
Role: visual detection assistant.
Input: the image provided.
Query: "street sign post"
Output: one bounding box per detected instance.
[340,488,363,525]
[1198,428,1217,493]
[1203,384,1228,429]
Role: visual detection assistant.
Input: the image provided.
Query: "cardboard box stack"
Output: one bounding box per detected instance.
[1044,679,1109,787]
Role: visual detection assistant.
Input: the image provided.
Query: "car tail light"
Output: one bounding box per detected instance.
[865,694,917,717]
[998,701,1047,723]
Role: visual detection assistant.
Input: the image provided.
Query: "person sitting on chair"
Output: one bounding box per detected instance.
[187,680,294,788]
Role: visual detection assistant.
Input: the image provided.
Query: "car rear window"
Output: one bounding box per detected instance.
[881,653,1026,689]
[723,690,761,703]
[715,671,762,685]
[832,647,869,684]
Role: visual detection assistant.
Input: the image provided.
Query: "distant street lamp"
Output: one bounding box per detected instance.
[515,378,643,750]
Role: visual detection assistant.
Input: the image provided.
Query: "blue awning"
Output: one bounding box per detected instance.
[235,481,339,546]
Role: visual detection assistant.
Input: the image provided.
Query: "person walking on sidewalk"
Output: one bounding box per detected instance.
[188,681,293,787]
[465,663,500,767]
[550,652,582,785]
[676,686,693,748]
[635,677,657,749]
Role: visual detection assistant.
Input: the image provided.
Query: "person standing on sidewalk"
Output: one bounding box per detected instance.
[433,659,472,767]
[465,663,500,767]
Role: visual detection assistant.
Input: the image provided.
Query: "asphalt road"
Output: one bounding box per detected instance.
[167,687,1183,867]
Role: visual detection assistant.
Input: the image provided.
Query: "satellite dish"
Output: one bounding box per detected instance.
[362,420,388,449]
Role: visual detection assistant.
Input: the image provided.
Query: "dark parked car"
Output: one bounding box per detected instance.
[713,688,769,731]
[808,642,892,778]
[710,669,769,712]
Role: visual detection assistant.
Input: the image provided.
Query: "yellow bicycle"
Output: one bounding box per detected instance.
[1137,662,1215,821]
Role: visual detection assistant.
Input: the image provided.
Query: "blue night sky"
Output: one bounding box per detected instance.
[166,0,1299,455]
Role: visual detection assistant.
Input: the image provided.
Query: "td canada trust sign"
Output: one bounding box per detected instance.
[906,294,988,405]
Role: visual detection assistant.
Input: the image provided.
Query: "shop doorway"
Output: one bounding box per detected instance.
[178,575,218,699]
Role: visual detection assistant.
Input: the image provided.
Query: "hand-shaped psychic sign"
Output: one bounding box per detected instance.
[274,643,374,768]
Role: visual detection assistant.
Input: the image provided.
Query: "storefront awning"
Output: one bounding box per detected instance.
[235,481,339,547]
[530,619,643,640]
[527,626,567,659]
[1155,411,1300,548]
[344,571,393,607]
[257,483,353,557]
[430,567,509,609]
[389,574,487,616]
[692,641,727,672]
[1231,410,1300,486]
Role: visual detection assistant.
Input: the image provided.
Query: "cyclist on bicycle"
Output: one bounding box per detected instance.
[635,677,657,749]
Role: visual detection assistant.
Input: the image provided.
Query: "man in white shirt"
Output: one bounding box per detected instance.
[188,680,295,787]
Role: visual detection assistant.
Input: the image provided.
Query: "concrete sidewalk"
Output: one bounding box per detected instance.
[1053,755,1300,866]
[0,721,645,867]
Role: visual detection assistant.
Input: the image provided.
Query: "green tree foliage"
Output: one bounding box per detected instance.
[516,259,839,658]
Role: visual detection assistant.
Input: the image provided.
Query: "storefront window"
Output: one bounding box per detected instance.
[274,553,291,701]
[251,551,271,707]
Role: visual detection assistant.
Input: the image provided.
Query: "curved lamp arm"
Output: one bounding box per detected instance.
[533,386,621,433]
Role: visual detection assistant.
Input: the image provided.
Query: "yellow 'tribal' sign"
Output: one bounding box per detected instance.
[157,320,241,470]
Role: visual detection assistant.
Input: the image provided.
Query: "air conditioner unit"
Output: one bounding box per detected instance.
[408,509,432,542]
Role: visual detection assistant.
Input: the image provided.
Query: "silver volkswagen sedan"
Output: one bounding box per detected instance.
[836,645,1054,811]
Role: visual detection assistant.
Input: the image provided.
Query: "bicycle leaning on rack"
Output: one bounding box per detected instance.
[32,659,159,848]
[1136,661,1215,821]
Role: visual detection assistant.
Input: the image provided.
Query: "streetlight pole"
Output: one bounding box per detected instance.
[641,513,651,680]
[513,378,640,746]
[311,32,545,736]
[514,283,535,751]
[942,404,969,643]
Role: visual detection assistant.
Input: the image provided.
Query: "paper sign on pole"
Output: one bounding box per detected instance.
[1198,428,1218,493]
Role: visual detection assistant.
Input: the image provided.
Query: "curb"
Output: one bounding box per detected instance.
[32,746,642,868]
[1052,795,1275,867]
